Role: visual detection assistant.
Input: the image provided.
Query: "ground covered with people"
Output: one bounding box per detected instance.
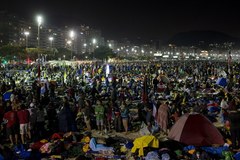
[0,60,240,159]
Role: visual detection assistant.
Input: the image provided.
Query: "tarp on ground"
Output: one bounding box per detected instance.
[131,135,159,156]
[168,113,224,146]
[216,77,227,87]
[3,89,12,101]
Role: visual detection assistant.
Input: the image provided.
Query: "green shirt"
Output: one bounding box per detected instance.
[95,105,105,120]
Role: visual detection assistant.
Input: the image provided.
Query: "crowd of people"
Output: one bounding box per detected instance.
[0,60,240,159]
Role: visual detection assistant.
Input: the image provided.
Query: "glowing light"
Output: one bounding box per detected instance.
[106,64,110,77]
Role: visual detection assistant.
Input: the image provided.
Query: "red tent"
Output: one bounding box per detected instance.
[168,113,224,146]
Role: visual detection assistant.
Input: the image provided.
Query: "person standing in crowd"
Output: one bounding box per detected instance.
[36,82,41,103]
[157,101,170,134]
[17,104,31,144]
[113,102,122,132]
[49,81,55,99]
[58,97,76,133]
[228,109,240,149]
[95,99,105,134]
[0,98,4,124]
[91,85,99,104]
[145,102,153,132]
[106,100,113,133]
[36,106,45,140]
[3,105,19,146]
[153,75,159,93]
[82,100,92,131]
[220,97,229,123]
[27,100,37,139]
[47,102,57,133]
[120,101,129,134]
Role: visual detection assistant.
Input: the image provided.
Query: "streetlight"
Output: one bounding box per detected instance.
[83,43,87,54]
[36,15,43,82]
[24,31,29,49]
[69,30,75,60]
[36,15,43,48]
[24,31,30,63]
[49,37,53,48]
[92,38,97,60]
[92,38,96,45]
[49,36,54,58]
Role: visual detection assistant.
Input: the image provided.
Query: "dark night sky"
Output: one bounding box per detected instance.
[1,0,240,42]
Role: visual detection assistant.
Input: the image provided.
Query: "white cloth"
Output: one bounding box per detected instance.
[220,100,228,110]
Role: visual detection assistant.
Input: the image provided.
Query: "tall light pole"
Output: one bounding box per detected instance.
[49,36,54,59]
[36,15,43,48]
[69,30,75,60]
[36,15,43,82]
[24,31,30,63]
[24,31,29,49]
[67,40,72,60]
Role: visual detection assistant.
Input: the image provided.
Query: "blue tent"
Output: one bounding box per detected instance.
[3,90,12,101]
[216,78,227,87]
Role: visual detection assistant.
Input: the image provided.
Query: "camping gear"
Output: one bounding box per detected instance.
[216,78,227,87]
[218,70,227,78]
[14,144,31,159]
[89,138,114,152]
[138,122,151,136]
[145,151,160,160]
[3,89,12,101]
[222,151,234,160]
[131,135,159,156]
[168,113,224,146]
[183,145,196,155]
[234,152,240,160]
[160,75,170,84]
[201,146,229,157]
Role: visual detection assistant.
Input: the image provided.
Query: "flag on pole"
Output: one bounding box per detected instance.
[142,75,148,103]
[152,104,157,118]
[228,50,232,74]
[38,64,41,82]
[228,51,232,65]
[64,69,67,83]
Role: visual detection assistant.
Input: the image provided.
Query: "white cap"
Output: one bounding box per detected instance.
[30,103,34,108]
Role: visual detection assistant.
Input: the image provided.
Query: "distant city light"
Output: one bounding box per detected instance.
[24,31,29,36]
[69,30,75,39]
[67,40,72,45]
[49,37,53,41]
[92,38,96,44]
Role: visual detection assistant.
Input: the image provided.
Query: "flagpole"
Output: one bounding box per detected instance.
[228,50,231,75]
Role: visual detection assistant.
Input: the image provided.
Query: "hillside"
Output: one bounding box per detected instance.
[166,30,240,47]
